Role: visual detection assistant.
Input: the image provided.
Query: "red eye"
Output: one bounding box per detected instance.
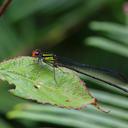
[32,50,40,57]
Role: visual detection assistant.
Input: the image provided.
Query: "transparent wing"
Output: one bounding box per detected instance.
[56,56,128,93]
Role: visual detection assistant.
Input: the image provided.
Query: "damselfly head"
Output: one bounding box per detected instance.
[32,49,41,57]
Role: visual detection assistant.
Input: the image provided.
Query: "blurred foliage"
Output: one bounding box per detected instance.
[0,0,128,128]
[86,22,128,57]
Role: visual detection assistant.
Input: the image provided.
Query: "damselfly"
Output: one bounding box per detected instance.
[32,49,128,93]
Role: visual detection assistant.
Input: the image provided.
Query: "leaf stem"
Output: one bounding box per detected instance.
[0,0,12,16]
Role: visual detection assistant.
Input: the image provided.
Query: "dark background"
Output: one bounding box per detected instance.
[0,0,128,128]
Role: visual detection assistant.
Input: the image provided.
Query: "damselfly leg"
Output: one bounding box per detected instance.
[32,49,128,93]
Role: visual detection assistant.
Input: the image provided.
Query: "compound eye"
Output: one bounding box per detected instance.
[35,51,39,55]
[32,50,40,57]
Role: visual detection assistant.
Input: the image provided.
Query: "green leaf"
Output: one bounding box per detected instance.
[7,103,128,128]
[86,37,128,57]
[0,118,12,128]
[0,56,96,109]
[90,21,128,45]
